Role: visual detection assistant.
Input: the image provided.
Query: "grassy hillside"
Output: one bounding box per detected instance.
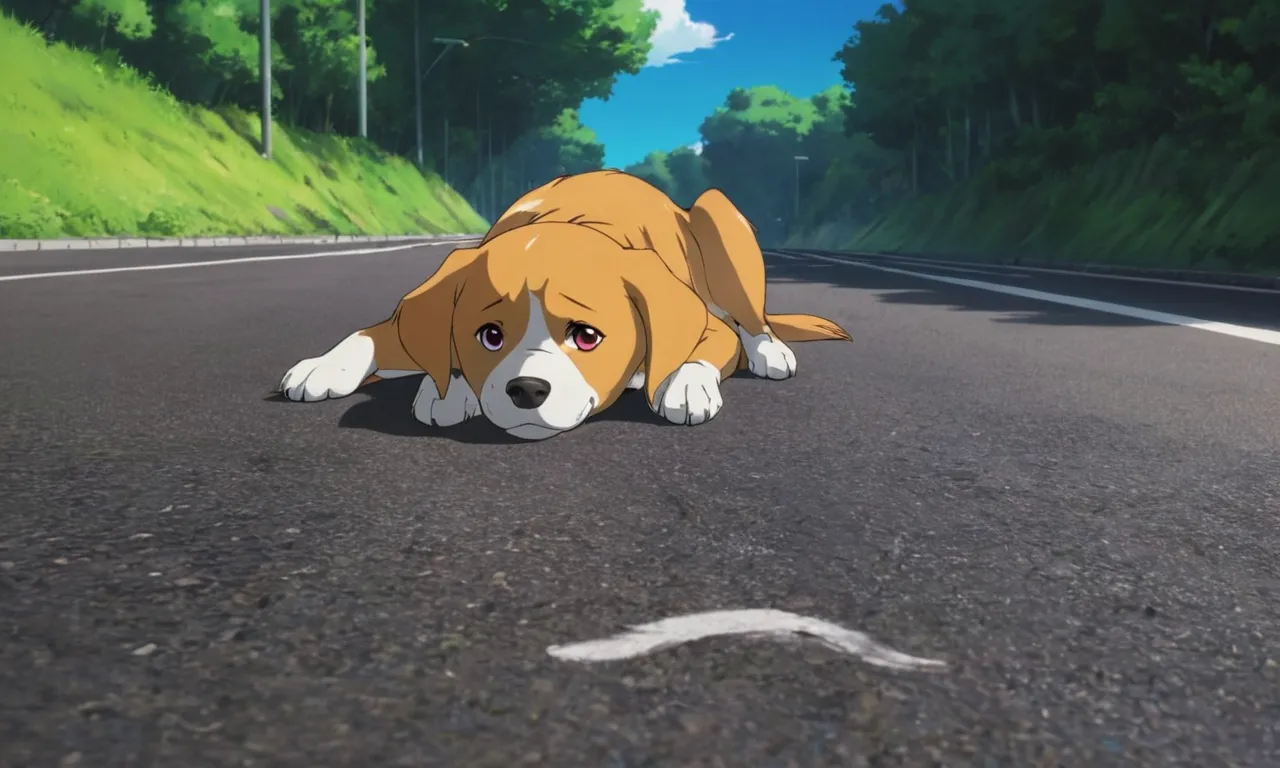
[790,141,1280,276]
[0,15,486,239]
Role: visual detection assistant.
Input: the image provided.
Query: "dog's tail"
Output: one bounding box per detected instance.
[765,313,852,343]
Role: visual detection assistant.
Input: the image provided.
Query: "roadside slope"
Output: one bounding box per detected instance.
[789,141,1280,276]
[0,15,487,239]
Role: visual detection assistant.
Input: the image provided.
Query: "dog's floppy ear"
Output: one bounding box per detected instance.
[395,246,483,399]
[622,251,710,408]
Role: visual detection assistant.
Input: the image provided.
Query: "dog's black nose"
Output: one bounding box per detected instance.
[505,376,551,409]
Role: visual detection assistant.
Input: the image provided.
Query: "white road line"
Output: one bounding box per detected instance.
[0,240,478,284]
[796,249,1280,295]
[890,262,1031,279]
[778,250,1028,278]
[806,257,1029,278]
[767,251,804,261]
[546,609,946,671]
[802,252,1280,347]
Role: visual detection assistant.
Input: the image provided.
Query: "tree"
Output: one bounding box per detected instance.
[697,84,821,242]
[0,0,654,200]
[623,146,708,207]
[838,4,927,191]
[272,0,383,132]
[74,0,154,40]
[623,84,865,242]
[470,108,608,217]
[800,85,850,180]
[362,0,654,206]
[662,146,709,206]
[624,150,677,196]
[4,0,152,40]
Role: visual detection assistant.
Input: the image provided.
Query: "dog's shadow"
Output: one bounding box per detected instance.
[267,374,747,444]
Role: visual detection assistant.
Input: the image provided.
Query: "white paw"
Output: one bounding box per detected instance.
[738,328,797,380]
[279,333,376,402]
[652,361,723,426]
[412,374,481,427]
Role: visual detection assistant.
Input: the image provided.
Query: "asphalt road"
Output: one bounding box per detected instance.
[2,240,1278,767]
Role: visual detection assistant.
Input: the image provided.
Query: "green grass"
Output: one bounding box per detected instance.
[789,140,1280,276]
[0,15,487,239]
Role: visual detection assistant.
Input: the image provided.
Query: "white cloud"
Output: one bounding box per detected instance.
[641,0,733,67]
[688,141,704,155]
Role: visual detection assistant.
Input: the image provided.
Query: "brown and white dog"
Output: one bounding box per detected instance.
[278,170,850,440]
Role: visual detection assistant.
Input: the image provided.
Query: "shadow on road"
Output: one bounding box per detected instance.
[315,377,686,443]
[765,259,1159,328]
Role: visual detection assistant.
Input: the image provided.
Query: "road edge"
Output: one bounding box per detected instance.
[0,233,485,253]
[784,248,1280,291]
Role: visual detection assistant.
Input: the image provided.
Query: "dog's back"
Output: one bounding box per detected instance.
[482,170,706,290]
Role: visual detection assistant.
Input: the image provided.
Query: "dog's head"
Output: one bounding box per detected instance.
[396,223,710,440]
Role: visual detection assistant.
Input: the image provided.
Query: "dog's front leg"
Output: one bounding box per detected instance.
[411,372,482,427]
[281,316,441,402]
[282,323,386,401]
[650,315,740,426]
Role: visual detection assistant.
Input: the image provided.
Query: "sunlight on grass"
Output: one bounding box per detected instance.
[0,15,487,239]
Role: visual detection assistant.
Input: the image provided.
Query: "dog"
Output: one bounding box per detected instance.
[278,169,851,440]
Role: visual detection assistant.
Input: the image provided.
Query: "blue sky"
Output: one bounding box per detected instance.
[579,0,885,169]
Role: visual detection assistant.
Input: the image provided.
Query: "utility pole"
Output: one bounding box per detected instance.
[443,117,450,185]
[412,1,422,168]
[476,88,483,219]
[259,0,271,158]
[499,131,506,207]
[487,113,494,218]
[793,155,809,224]
[357,0,367,138]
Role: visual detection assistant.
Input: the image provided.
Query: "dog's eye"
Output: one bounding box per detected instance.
[566,323,604,351]
[476,323,504,351]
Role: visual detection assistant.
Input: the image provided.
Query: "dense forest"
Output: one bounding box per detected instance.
[630,0,1280,270]
[0,0,653,222]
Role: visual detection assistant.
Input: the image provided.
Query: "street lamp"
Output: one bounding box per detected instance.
[411,1,469,170]
[793,155,809,224]
[433,37,470,188]
[259,0,271,158]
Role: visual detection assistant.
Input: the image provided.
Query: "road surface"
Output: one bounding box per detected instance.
[2,240,1278,767]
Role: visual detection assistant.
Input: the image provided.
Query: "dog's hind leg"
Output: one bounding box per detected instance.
[688,190,805,380]
[688,189,851,381]
[687,189,769,338]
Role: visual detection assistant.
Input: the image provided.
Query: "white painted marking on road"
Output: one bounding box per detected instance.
[777,250,1025,276]
[0,240,480,284]
[807,250,1280,295]
[885,262,1031,279]
[766,251,803,261]
[546,609,946,671]
[801,252,1280,347]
